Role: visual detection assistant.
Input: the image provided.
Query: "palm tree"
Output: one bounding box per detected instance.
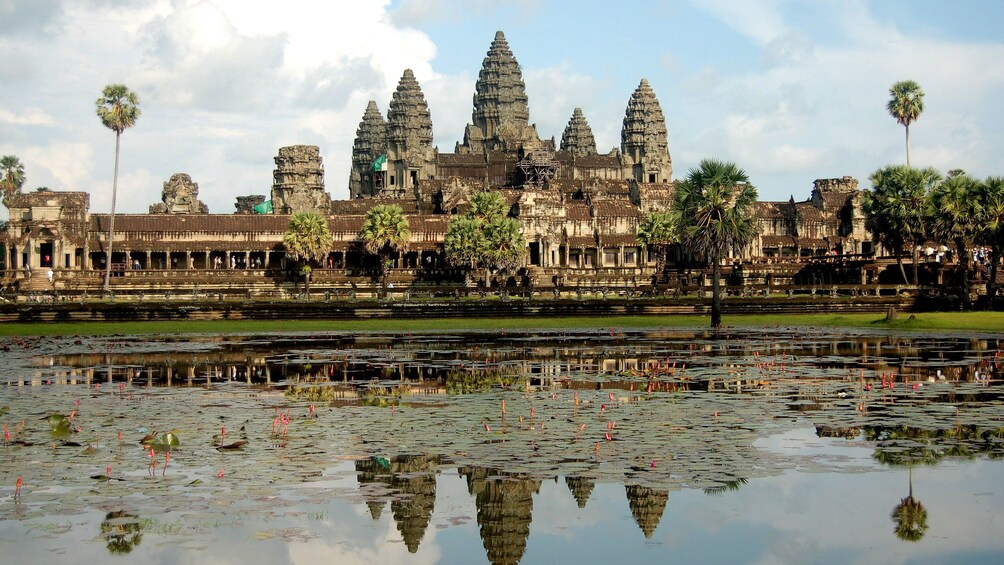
[443,191,525,286]
[891,467,928,542]
[359,204,410,297]
[1,155,25,205]
[887,80,924,167]
[673,159,758,327]
[863,165,940,284]
[283,211,333,296]
[929,173,982,309]
[978,177,1004,303]
[95,84,141,293]
[637,211,677,283]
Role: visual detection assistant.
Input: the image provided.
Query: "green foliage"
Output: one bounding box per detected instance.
[637,212,677,274]
[95,84,141,134]
[887,80,924,129]
[283,211,333,265]
[444,191,526,283]
[141,430,180,451]
[285,385,335,402]
[892,496,928,542]
[359,204,410,256]
[863,165,940,284]
[1,155,25,202]
[929,173,982,265]
[887,80,924,166]
[673,159,758,327]
[444,367,527,394]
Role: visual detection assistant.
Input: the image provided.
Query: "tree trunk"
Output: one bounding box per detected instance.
[958,241,971,311]
[988,250,1000,309]
[711,252,722,328]
[380,252,388,298]
[905,124,911,168]
[896,255,909,285]
[103,131,121,294]
[910,244,920,285]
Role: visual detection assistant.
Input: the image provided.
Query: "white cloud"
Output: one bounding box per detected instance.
[0,108,55,126]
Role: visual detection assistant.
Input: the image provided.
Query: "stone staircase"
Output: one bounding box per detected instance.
[22,269,56,292]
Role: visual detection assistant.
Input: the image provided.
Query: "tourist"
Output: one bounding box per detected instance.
[47,268,53,284]
[23,264,30,279]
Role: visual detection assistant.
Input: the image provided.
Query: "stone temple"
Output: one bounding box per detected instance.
[1,31,873,293]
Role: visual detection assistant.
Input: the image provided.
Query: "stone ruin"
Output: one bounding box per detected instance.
[149,173,209,214]
[270,145,330,214]
[234,195,266,214]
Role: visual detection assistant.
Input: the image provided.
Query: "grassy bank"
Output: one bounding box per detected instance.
[1,311,1002,336]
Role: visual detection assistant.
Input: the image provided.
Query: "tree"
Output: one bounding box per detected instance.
[891,468,928,542]
[1,155,25,205]
[636,211,677,283]
[283,211,333,296]
[444,191,526,286]
[863,165,940,284]
[929,173,982,309]
[96,84,141,293]
[672,159,758,327]
[887,80,924,167]
[359,204,410,297]
[978,177,1004,303]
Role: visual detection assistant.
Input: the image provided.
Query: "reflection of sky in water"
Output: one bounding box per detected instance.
[2,455,1002,563]
[1,329,1003,563]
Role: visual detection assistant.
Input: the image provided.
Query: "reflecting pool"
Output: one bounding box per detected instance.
[1,327,1002,564]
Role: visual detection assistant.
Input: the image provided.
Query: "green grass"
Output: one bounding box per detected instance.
[1,312,1003,336]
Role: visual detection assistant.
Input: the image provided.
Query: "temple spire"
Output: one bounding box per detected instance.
[621,78,672,183]
[560,108,597,156]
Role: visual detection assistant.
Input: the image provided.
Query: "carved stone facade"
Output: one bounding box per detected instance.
[149,173,208,214]
[270,145,329,214]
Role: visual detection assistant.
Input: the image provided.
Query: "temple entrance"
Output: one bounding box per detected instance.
[40,241,54,267]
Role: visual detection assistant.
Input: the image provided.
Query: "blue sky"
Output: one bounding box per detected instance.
[1,0,1002,219]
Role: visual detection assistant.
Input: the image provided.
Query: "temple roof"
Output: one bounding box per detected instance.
[560,108,597,156]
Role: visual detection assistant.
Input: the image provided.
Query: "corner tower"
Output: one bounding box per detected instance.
[620,79,672,183]
[385,69,436,198]
[349,101,388,198]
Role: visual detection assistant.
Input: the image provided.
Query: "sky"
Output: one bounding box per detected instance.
[1,0,1003,220]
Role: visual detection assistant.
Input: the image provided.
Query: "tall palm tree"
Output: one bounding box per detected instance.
[359,204,410,297]
[929,173,982,309]
[95,84,141,293]
[1,155,26,205]
[637,211,677,283]
[891,467,928,542]
[978,177,1004,303]
[283,211,333,296]
[673,159,758,327]
[887,80,924,167]
[863,165,940,284]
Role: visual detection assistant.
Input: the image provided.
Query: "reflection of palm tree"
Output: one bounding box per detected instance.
[100,510,144,554]
[892,467,928,542]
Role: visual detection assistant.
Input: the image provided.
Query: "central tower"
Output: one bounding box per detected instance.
[458,31,542,154]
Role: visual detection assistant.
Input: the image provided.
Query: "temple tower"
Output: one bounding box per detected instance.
[385,69,436,199]
[560,108,597,156]
[270,145,330,214]
[459,31,541,154]
[149,173,208,214]
[349,100,389,198]
[620,79,672,183]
